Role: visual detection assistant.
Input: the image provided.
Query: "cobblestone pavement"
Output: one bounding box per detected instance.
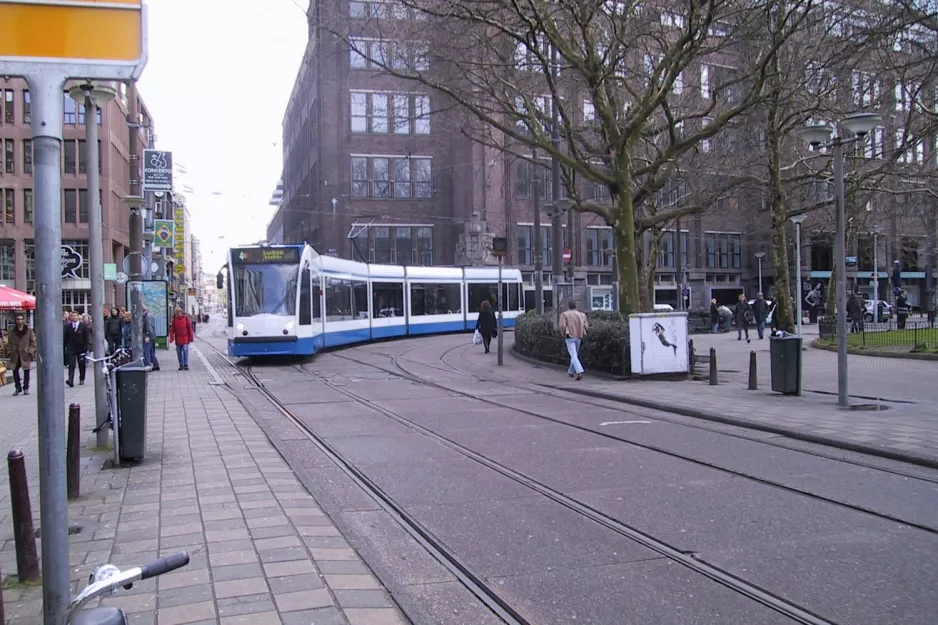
[0,348,408,625]
[376,329,938,467]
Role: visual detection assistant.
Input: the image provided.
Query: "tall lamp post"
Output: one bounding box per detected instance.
[797,112,882,408]
[69,82,117,449]
[872,225,881,319]
[754,251,766,295]
[790,214,807,337]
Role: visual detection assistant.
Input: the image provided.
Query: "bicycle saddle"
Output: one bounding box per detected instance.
[71,607,127,625]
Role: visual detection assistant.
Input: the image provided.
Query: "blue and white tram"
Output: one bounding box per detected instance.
[225,244,524,358]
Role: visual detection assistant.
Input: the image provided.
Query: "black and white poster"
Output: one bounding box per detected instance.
[143,149,173,192]
[61,245,83,279]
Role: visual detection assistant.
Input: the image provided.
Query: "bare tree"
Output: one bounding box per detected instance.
[340,0,821,313]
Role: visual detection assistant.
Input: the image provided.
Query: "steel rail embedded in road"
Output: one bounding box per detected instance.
[292,359,838,625]
[198,342,533,625]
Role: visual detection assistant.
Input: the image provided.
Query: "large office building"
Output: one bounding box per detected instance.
[0,77,156,312]
[279,1,936,310]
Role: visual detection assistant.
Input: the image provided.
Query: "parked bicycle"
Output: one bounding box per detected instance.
[85,348,134,464]
[67,552,189,624]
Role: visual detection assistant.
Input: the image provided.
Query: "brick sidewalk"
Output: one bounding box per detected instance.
[403,332,938,467]
[0,349,408,625]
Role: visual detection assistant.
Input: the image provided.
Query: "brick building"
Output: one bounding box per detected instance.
[280,1,936,311]
[0,77,155,313]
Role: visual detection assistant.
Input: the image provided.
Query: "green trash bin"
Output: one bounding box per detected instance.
[770,335,803,395]
[116,363,149,461]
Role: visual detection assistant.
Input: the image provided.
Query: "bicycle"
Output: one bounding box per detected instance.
[85,348,134,466]
[67,552,189,625]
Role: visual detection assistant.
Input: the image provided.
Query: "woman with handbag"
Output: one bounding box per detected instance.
[476,300,497,354]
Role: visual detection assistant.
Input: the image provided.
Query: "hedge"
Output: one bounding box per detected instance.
[514,311,630,375]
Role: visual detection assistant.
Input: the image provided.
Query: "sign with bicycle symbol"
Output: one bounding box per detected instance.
[143,149,173,191]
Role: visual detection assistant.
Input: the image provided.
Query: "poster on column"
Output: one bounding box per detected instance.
[126,280,169,338]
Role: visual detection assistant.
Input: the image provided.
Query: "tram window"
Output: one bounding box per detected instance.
[351,280,369,319]
[468,284,498,313]
[299,268,312,325]
[313,278,322,323]
[500,282,520,311]
[324,277,353,322]
[233,263,298,317]
[373,282,404,317]
[410,283,461,315]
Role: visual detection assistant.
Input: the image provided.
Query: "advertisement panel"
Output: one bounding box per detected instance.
[126,280,169,338]
[143,149,173,192]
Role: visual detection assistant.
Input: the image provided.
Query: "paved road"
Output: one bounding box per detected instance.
[202,325,938,625]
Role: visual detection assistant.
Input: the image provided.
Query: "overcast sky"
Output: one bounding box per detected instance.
[138,0,308,273]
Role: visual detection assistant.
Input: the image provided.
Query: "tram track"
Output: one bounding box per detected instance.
[359,339,938,487]
[202,336,936,625]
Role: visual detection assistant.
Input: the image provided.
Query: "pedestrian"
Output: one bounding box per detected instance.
[476,300,497,354]
[105,307,123,354]
[121,311,133,351]
[710,298,720,333]
[142,307,160,370]
[9,313,36,396]
[734,293,751,343]
[897,290,910,330]
[847,293,863,333]
[559,300,589,380]
[753,292,769,339]
[169,306,195,370]
[63,311,90,387]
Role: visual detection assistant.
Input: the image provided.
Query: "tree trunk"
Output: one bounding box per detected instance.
[613,191,642,315]
[766,109,795,332]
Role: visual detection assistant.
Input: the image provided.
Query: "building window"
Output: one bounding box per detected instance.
[350,0,414,20]
[62,240,90,279]
[64,92,77,124]
[78,140,87,174]
[24,240,35,293]
[586,228,614,266]
[62,290,91,314]
[2,90,13,125]
[78,189,88,224]
[852,71,880,107]
[3,139,13,174]
[515,160,565,199]
[23,91,30,125]
[3,188,13,224]
[516,225,552,265]
[349,38,427,71]
[349,225,433,265]
[350,91,431,135]
[23,140,32,174]
[657,230,688,269]
[373,227,391,263]
[396,227,412,264]
[0,240,13,282]
[416,227,433,264]
[23,189,32,224]
[705,233,741,269]
[64,140,76,175]
[349,156,433,199]
[77,104,102,126]
[64,189,78,223]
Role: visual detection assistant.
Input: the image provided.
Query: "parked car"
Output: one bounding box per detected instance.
[863,299,893,323]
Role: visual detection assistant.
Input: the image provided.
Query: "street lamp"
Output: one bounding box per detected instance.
[790,214,807,337]
[796,112,882,408]
[754,251,766,295]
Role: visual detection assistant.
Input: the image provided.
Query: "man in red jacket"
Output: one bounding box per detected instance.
[169,306,195,370]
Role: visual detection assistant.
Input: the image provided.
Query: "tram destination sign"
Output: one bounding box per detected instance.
[232,247,300,264]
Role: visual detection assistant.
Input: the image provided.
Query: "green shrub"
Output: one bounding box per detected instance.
[514,311,630,375]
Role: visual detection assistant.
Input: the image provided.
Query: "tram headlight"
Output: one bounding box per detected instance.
[285,321,295,331]
[236,323,244,331]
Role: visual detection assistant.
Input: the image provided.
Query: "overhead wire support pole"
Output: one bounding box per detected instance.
[27,69,71,625]
[550,43,563,324]
[126,81,145,361]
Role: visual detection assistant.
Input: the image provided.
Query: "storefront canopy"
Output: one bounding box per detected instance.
[0,286,36,311]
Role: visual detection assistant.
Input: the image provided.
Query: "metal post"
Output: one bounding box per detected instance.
[26,72,70,625]
[675,217,683,311]
[758,258,763,294]
[926,205,935,325]
[497,257,504,366]
[532,149,543,314]
[833,139,849,407]
[795,221,803,337]
[67,403,81,499]
[128,81,145,361]
[872,231,879,317]
[80,90,110,448]
[550,42,562,325]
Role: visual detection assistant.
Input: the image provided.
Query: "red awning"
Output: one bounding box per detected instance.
[0,286,36,311]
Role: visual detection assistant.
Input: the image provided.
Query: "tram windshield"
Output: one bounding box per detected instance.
[233,263,298,317]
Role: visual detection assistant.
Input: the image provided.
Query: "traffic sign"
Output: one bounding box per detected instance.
[115,272,128,285]
[0,0,147,81]
[562,248,573,264]
[492,237,508,258]
[175,263,185,275]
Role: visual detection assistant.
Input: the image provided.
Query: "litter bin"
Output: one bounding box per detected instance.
[116,362,148,461]
[769,335,802,395]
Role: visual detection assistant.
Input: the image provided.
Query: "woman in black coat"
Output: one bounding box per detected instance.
[476,300,497,354]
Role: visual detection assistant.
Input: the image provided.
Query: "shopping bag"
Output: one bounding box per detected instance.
[472,329,483,345]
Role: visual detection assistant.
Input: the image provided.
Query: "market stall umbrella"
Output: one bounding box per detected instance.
[0,286,36,311]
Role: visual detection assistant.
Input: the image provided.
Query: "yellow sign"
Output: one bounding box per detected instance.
[0,1,144,62]
[175,264,185,275]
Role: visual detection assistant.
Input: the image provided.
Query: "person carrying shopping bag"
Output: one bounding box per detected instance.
[475,300,497,354]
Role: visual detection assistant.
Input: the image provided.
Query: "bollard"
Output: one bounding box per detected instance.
[0,560,4,624]
[67,403,81,499]
[7,450,40,583]
[748,351,758,390]
[709,347,718,385]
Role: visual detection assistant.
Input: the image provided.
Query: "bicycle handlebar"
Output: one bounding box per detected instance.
[85,349,130,364]
[67,552,189,618]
